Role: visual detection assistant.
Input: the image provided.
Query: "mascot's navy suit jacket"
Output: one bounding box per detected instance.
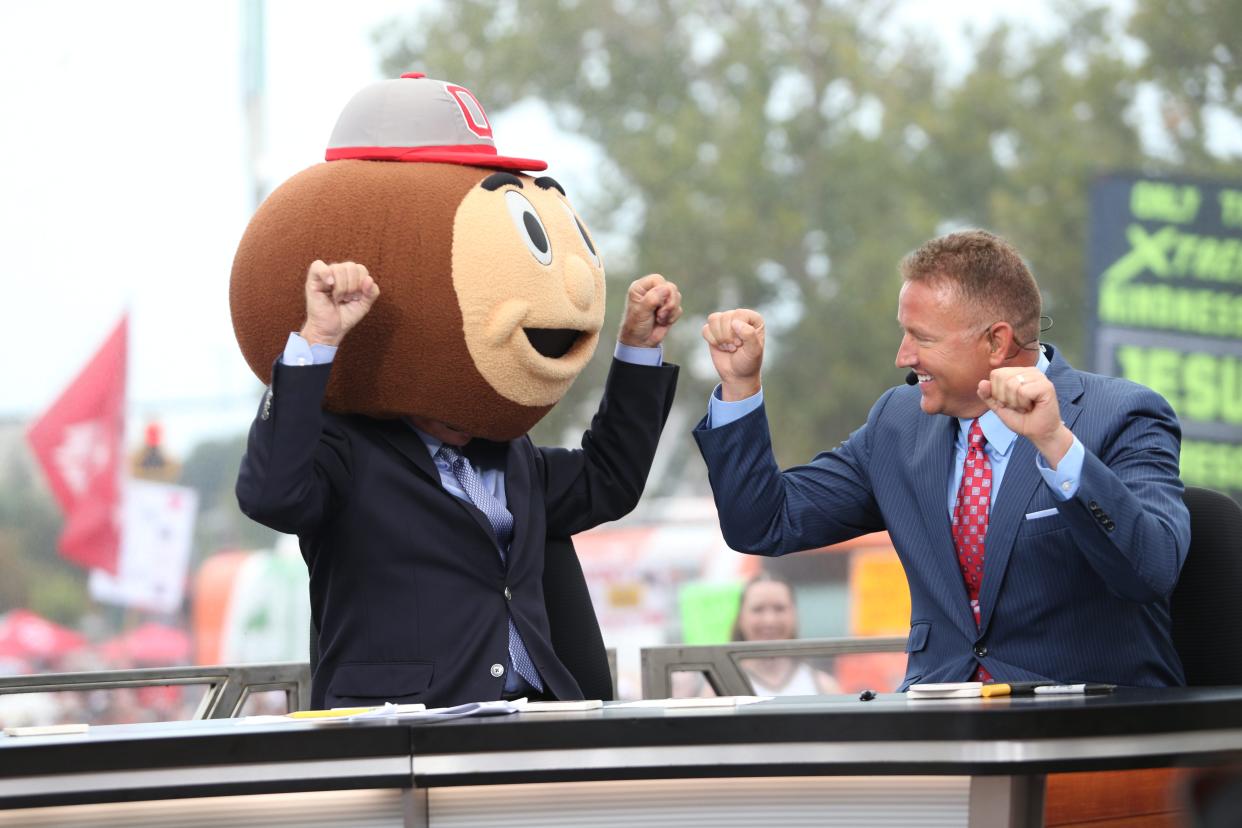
[695,346,1189,689]
[239,357,677,709]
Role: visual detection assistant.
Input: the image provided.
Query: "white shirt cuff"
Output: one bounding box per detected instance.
[282,332,338,366]
[1038,434,1085,500]
[613,341,663,366]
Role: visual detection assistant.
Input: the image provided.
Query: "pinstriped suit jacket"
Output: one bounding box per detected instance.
[694,346,1189,689]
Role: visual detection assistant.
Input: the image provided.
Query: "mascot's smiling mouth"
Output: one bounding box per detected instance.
[523,328,582,359]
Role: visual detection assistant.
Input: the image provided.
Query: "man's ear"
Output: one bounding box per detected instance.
[988,322,1017,365]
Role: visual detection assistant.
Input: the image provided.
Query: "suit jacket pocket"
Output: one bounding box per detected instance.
[328,660,434,705]
[905,621,930,653]
[1020,507,1068,538]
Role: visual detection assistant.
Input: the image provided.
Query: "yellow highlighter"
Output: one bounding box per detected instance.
[980,682,1061,697]
[287,706,375,719]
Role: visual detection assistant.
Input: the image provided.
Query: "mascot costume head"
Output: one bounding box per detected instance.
[230,72,605,440]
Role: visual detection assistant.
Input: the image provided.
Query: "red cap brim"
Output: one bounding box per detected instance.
[326,144,547,172]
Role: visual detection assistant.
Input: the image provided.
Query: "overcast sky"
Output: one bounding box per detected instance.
[1,1,424,456]
[2,0,1205,460]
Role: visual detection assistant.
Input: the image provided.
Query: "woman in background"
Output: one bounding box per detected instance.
[732,573,842,696]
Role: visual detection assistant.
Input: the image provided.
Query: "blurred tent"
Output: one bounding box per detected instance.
[191,540,311,666]
[98,622,190,666]
[0,609,87,662]
[191,550,252,665]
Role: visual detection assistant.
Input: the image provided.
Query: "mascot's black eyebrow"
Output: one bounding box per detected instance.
[533,177,565,195]
[480,172,524,191]
[479,172,568,196]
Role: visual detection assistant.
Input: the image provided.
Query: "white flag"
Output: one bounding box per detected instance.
[89,479,198,613]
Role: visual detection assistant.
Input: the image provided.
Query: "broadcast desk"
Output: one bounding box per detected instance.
[2,688,1241,827]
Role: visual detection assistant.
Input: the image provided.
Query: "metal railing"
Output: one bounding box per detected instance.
[0,662,311,719]
[0,638,905,716]
[641,636,907,699]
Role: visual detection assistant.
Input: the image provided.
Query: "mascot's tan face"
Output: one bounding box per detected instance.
[230,161,605,440]
[454,172,604,408]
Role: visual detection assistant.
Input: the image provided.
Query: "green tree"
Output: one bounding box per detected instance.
[180,434,278,566]
[378,0,1241,472]
[1131,0,1242,169]
[0,434,88,625]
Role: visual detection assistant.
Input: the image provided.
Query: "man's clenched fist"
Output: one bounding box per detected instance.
[300,260,380,347]
[618,274,683,348]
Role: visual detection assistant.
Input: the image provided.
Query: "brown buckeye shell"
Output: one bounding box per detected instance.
[230,160,554,440]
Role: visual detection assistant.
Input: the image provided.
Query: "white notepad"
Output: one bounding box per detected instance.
[4,723,90,737]
[907,681,984,699]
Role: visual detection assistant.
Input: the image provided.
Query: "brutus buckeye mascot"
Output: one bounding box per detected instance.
[232,73,680,709]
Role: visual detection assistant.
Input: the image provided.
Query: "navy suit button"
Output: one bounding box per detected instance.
[973,644,988,658]
[504,586,512,601]
[490,663,505,678]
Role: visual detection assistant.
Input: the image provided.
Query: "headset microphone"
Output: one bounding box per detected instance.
[905,371,918,386]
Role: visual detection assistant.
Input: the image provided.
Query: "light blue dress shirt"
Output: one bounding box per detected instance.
[705,345,1085,512]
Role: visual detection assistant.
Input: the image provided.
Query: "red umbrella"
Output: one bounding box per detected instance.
[0,609,87,661]
[99,622,190,665]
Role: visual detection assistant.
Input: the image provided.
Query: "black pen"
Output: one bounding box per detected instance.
[979,681,1115,697]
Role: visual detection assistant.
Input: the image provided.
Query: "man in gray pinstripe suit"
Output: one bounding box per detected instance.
[694,229,1190,689]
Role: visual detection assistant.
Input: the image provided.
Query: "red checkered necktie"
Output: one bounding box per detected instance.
[952,418,993,683]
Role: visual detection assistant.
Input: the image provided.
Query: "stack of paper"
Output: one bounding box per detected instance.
[242,699,520,725]
[907,682,985,699]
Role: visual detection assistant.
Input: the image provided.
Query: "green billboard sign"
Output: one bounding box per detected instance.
[1090,174,1242,500]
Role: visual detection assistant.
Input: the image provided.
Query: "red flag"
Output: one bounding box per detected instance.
[27,315,127,573]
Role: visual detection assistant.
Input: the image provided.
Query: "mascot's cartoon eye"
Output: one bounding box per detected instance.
[504,191,553,266]
[561,202,601,268]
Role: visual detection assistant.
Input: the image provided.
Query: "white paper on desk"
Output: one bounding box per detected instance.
[349,699,521,722]
[4,723,90,737]
[516,698,604,713]
[241,701,516,725]
[611,696,772,709]
[238,715,297,725]
[239,704,427,725]
[907,681,984,699]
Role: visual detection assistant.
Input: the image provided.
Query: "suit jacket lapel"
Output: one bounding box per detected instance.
[502,440,532,569]
[912,413,978,637]
[1046,346,1085,435]
[978,347,1084,633]
[977,438,1038,633]
[373,419,498,547]
[372,418,440,482]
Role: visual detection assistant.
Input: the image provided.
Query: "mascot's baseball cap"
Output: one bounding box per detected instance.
[325,72,547,172]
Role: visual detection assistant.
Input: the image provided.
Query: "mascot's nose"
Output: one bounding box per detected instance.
[562,256,595,312]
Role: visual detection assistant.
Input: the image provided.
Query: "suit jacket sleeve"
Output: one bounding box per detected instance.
[693,389,890,556]
[235,360,353,535]
[1060,384,1189,603]
[538,358,679,536]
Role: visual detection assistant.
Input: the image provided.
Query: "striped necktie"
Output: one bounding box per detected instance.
[435,444,543,692]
